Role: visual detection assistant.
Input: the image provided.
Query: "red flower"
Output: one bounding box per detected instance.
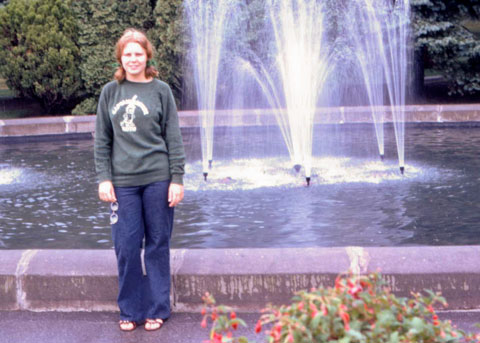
[232,322,238,330]
[230,311,236,319]
[255,320,262,333]
[310,303,318,318]
[201,307,207,316]
[201,318,207,328]
[364,303,374,314]
[339,305,350,331]
[321,303,328,315]
[335,276,344,291]
[348,285,363,299]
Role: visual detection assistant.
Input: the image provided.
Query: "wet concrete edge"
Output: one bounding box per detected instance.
[0,246,479,312]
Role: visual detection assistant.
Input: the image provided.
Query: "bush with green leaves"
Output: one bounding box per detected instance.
[0,0,82,114]
[71,0,154,115]
[148,0,187,106]
[411,0,480,96]
[201,272,479,343]
[201,292,249,343]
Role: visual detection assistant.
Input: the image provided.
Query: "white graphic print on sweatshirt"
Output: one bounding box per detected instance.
[112,95,149,132]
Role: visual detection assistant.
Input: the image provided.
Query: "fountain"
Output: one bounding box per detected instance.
[184,0,239,180]
[346,0,388,160]
[383,0,410,174]
[237,0,331,185]
[185,0,410,184]
[346,0,410,172]
[3,0,477,251]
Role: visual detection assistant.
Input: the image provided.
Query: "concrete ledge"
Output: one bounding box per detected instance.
[1,246,480,312]
[1,104,480,139]
[0,115,96,137]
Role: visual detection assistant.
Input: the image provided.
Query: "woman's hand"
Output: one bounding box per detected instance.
[98,181,117,203]
[168,183,184,207]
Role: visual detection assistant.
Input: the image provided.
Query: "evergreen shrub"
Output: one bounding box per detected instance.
[0,0,82,114]
[71,0,153,114]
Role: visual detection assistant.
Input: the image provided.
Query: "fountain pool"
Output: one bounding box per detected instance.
[1,123,480,250]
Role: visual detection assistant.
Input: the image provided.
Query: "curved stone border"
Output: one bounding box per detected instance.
[1,104,480,139]
[1,246,479,312]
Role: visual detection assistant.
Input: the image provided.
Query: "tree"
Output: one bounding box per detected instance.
[71,0,154,115]
[0,0,82,114]
[148,0,187,106]
[412,0,480,96]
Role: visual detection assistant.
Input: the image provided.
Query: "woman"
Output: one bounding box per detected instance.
[94,28,185,332]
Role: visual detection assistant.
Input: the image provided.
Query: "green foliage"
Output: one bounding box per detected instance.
[411,0,480,95]
[71,0,154,114]
[0,0,82,114]
[71,97,97,116]
[149,0,187,105]
[202,272,479,343]
[201,292,250,343]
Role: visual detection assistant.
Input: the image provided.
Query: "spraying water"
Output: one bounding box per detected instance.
[269,0,331,181]
[184,0,237,179]
[383,0,410,173]
[184,0,410,182]
[348,0,388,159]
[239,0,331,183]
[346,0,410,172]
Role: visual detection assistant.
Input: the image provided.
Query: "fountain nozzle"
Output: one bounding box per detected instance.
[399,166,405,175]
[203,172,208,181]
[380,154,384,161]
[306,177,311,186]
[208,160,213,168]
[293,164,301,172]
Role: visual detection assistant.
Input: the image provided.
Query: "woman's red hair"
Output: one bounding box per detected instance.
[114,28,159,81]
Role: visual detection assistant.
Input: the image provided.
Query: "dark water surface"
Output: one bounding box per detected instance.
[1,124,480,249]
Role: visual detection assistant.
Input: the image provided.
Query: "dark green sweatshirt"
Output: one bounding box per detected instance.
[94,79,185,186]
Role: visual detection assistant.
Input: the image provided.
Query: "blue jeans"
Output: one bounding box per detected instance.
[112,180,174,322]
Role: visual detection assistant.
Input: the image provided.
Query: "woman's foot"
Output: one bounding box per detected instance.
[145,318,164,331]
[119,320,137,332]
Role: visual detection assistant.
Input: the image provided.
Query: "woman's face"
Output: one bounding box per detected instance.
[121,42,148,81]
